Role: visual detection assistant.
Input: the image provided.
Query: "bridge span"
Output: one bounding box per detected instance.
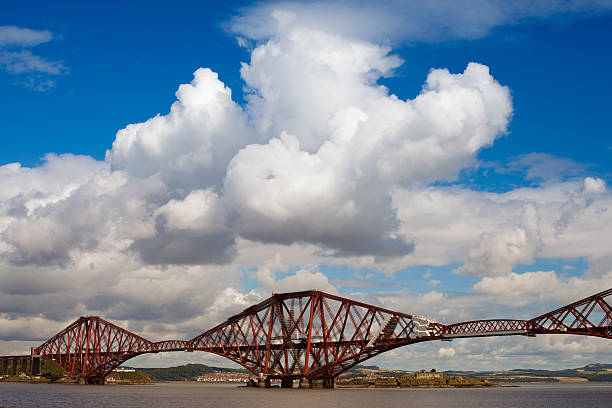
[2,288,610,386]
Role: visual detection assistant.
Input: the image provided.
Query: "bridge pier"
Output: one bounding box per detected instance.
[10,359,17,376]
[80,376,105,384]
[258,378,271,388]
[323,377,335,389]
[280,379,293,388]
[309,379,322,388]
[299,378,312,388]
[91,375,107,385]
[30,356,41,376]
[20,358,28,374]
[309,378,334,388]
[29,347,41,376]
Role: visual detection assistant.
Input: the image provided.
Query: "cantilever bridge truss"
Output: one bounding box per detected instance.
[19,288,612,384]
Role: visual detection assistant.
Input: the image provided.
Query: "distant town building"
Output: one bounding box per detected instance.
[195,372,250,383]
[398,369,444,382]
[113,367,136,373]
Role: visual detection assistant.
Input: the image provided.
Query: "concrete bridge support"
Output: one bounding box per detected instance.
[258,378,271,388]
[20,358,28,374]
[309,378,335,388]
[0,356,36,377]
[280,379,293,388]
[299,378,312,388]
[323,377,335,389]
[30,356,41,376]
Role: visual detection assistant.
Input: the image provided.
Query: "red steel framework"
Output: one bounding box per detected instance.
[18,287,612,384]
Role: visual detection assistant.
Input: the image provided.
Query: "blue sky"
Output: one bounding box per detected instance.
[1,1,611,370]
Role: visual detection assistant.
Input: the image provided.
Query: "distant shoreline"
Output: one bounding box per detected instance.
[335,383,500,389]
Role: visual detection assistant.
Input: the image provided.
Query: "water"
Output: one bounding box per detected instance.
[1,382,612,408]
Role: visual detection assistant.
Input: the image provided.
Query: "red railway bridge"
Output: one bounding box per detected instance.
[2,288,611,386]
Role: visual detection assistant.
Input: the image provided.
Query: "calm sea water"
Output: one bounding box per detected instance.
[1,382,612,408]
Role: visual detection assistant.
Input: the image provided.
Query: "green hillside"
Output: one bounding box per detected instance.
[445,363,612,382]
[139,363,248,381]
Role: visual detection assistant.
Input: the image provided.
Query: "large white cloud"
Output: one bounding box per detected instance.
[107,68,250,190]
[454,203,542,276]
[101,23,514,260]
[474,269,612,305]
[226,25,511,255]
[388,177,611,274]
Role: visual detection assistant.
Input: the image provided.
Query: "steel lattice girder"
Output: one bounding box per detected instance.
[529,288,612,337]
[26,288,612,383]
[34,316,152,382]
